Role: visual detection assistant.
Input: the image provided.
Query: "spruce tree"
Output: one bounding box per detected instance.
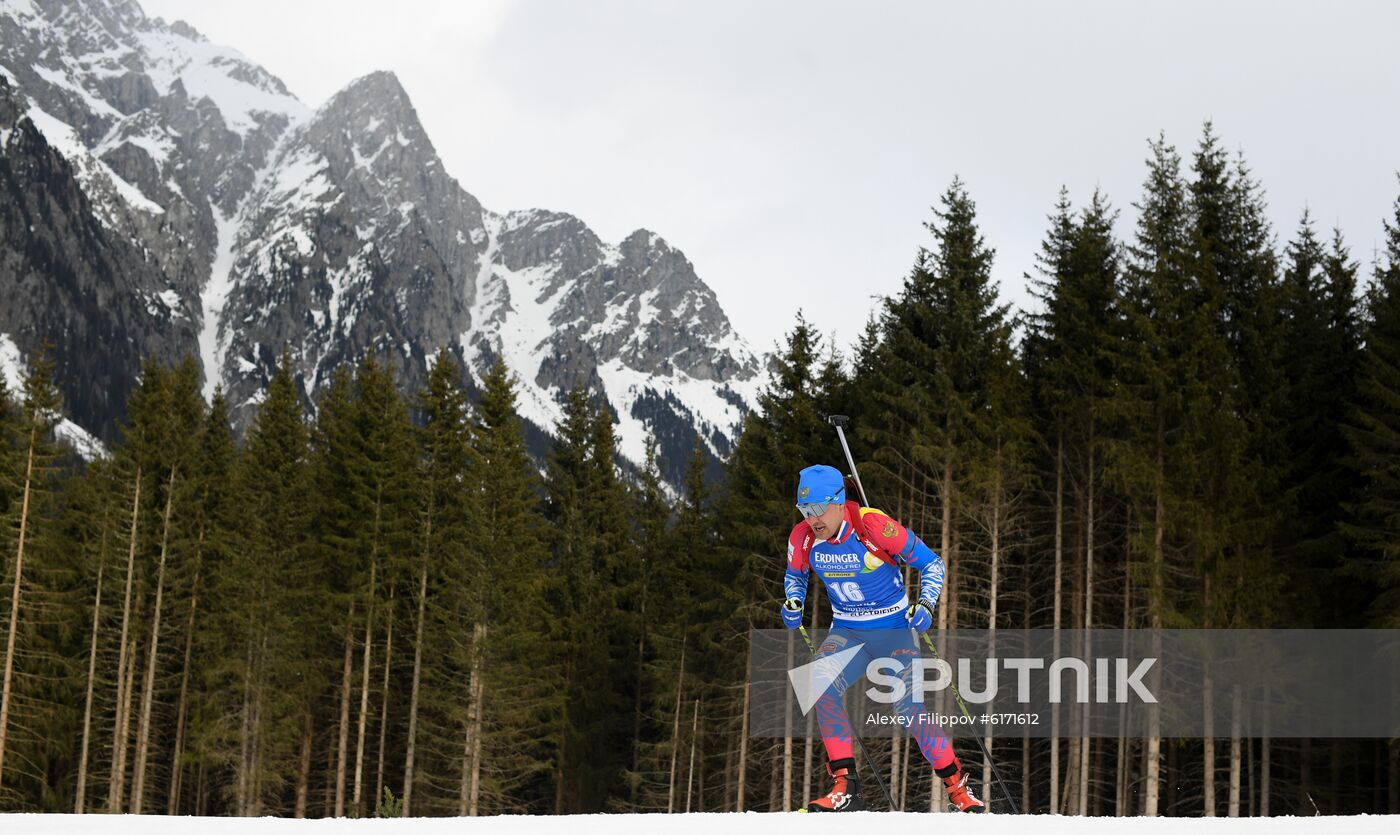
[715,314,836,811]
[582,403,642,810]
[1112,135,1210,814]
[1279,214,1364,619]
[1185,127,1285,630]
[0,348,64,807]
[541,384,603,812]
[1342,187,1400,625]
[471,358,554,812]
[400,349,476,816]
[205,349,316,815]
[624,437,679,810]
[170,389,239,815]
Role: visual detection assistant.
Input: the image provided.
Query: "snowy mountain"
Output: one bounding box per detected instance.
[0,0,762,483]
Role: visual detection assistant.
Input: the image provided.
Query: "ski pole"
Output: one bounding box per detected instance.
[796,624,897,812]
[918,632,1019,813]
[824,414,1020,814]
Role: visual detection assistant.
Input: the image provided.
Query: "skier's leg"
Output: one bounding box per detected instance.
[811,630,857,762]
[806,629,863,811]
[888,630,983,812]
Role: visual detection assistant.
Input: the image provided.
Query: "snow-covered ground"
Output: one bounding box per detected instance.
[0,813,1393,834]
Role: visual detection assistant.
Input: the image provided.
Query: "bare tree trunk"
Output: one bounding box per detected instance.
[114,630,139,808]
[1079,429,1094,817]
[1203,575,1215,817]
[1229,685,1241,816]
[402,562,428,815]
[132,466,177,812]
[468,622,486,816]
[459,621,483,817]
[723,735,735,812]
[107,469,141,811]
[1261,733,1271,815]
[1092,736,1105,815]
[75,562,105,812]
[112,626,141,813]
[375,598,394,807]
[1062,736,1079,814]
[236,642,254,814]
[887,725,902,809]
[1389,739,1398,813]
[984,453,1001,796]
[1022,578,1032,814]
[1248,734,1255,816]
[697,719,705,812]
[295,711,313,818]
[196,759,207,816]
[459,683,473,816]
[630,578,647,804]
[1299,738,1312,813]
[168,535,203,814]
[248,631,270,816]
[1387,739,1397,813]
[1144,429,1165,816]
[685,698,700,811]
[1050,435,1063,814]
[667,640,685,813]
[322,729,336,815]
[1116,517,1132,817]
[737,640,750,812]
[0,414,41,790]
[335,600,355,817]
[352,561,378,816]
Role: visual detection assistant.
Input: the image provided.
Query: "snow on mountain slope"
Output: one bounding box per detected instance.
[1,0,763,484]
[0,332,107,460]
[0,813,1393,834]
[22,100,164,219]
[218,69,761,480]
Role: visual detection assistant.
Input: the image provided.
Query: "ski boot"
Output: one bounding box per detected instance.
[806,757,863,812]
[937,759,986,813]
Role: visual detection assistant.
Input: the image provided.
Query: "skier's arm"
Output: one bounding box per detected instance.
[899,536,946,612]
[860,510,944,610]
[781,526,813,628]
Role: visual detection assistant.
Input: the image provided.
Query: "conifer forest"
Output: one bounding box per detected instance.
[2,126,1399,817]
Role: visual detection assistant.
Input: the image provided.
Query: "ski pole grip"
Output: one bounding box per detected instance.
[827,414,850,428]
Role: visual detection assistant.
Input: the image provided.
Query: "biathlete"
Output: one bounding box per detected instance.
[782,464,984,813]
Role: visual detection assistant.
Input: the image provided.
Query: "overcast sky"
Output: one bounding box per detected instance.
[140,0,1400,358]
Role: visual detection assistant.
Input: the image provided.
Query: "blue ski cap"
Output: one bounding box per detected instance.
[796,465,845,507]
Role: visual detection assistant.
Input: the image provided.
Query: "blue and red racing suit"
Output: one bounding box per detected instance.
[784,501,956,770]
[784,501,944,629]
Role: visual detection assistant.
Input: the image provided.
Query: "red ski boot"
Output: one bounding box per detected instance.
[937,759,986,813]
[806,758,863,812]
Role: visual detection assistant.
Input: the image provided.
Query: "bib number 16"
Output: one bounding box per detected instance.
[829,581,865,604]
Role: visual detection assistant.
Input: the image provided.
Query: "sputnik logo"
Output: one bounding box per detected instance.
[788,642,864,714]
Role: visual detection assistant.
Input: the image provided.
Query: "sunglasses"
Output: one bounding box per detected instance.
[796,502,834,518]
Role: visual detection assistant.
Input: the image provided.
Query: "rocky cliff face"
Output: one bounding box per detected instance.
[0,73,196,439]
[0,0,761,483]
